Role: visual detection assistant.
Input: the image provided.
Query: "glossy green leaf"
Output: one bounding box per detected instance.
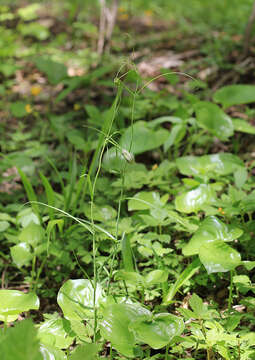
[213,85,255,108]
[115,270,144,285]
[120,121,169,155]
[19,223,45,247]
[38,317,74,349]
[199,241,241,274]
[232,119,255,134]
[69,344,100,360]
[40,344,67,360]
[17,208,40,227]
[57,279,104,321]
[194,101,233,140]
[129,313,184,349]
[183,216,243,256]
[100,303,150,358]
[176,153,244,178]
[35,58,67,85]
[11,242,32,268]
[175,184,214,214]
[145,270,168,286]
[0,220,10,232]
[128,191,166,211]
[0,290,39,322]
[0,319,42,360]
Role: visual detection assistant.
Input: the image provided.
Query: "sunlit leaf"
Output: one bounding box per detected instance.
[199,241,241,274]
[100,303,150,358]
[175,184,215,214]
[183,216,243,256]
[129,313,184,349]
[0,290,39,322]
[194,101,233,139]
[57,279,104,321]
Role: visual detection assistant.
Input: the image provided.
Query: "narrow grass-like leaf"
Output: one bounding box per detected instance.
[163,258,201,304]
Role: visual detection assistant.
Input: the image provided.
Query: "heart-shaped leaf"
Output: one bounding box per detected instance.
[175,184,215,214]
[11,242,32,268]
[100,303,150,358]
[199,241,241,274]
[120,121,168,155]
[57,279,104,321]
[0,290,39,322]
[176,153,244,178]
[194,101,233,140]
[183,216,243,256]
[129,313,184,349]
[18,223,45,247]
[38,317,74,349]
[128,191,167,211]
[213,85,255,108]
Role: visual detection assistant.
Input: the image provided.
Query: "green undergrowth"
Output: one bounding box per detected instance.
[1,1,255,359]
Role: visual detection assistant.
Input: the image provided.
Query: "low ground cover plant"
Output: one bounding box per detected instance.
[1,1,255,359]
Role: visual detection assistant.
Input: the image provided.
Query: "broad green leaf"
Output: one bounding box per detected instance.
[40,344,67,360]
[194,101,233,140]
[120,121,169,155]
[0,290,39,322]
[18,22,50,41]
[183,216,243,256]
[128,191,165,211]
[19,223,45,247]
[35,58,67,85]
[0,319,42,360]
[129,313,184,349]
[213,85,255,108]
[232,119,255,134]
[17,208,40,227]
[10,101,29,118]
[100,303,150,358]
[18,4,42,20]
[176,153,244,178]
[84,203,117,222]
[102,147,126,173]
[38,317,74,349]
[145,270,168,286]
[11,242,32,268]
[163,258,201,304]
[69,344,100,360]
[199,241,241,274]
[175,184,215,214]
[57,279,104,321]
[0,220,9,232]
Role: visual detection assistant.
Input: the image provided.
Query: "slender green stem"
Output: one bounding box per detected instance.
[228,270,234,312]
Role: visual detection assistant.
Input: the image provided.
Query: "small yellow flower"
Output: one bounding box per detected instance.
[73,103,81,111]
[118,6,126,13]
[144,10,153,17]
[31,86,42,96]
[25,104,32,113]
[152,164,158,170]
